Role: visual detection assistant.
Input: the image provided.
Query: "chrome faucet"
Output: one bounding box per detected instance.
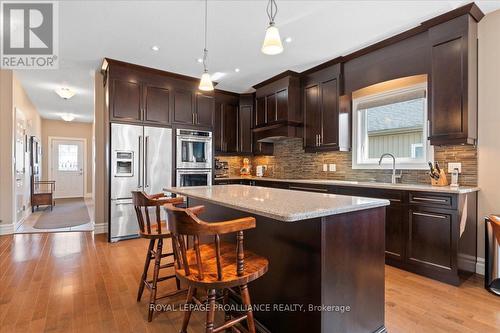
[378,153,402,184]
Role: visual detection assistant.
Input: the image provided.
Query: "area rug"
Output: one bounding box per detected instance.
[33,198,91,229]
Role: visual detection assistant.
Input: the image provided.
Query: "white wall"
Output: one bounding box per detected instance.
[0,70,15,231]
[0,70,42,232]
[477,9,500,270]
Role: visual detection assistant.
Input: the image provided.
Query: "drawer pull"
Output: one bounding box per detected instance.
[413,212,447,219]
[412,197,447,203]
[389,199,401,203]
[289,186,328,193]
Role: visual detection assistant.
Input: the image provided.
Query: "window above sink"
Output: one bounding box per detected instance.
[352,76,433,170]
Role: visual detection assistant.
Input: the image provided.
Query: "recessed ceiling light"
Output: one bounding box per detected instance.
[151,45,160,51]
[285,37,293,43]
[234,68,240,73]
[197,58,203,63]
[60,113,75,122]
[55,87,75,99]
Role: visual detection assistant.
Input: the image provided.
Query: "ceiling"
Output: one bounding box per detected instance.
[14,0,500,123]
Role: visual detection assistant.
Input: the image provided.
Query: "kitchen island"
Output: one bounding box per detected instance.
[165,185,390,333]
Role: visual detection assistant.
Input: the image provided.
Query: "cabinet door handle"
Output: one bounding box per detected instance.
[412,212,448,219]
[319,134,322,145]
[412,197,447,203]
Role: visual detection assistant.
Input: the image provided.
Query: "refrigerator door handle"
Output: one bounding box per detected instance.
[138,135,142,188]
[145,136,149,188]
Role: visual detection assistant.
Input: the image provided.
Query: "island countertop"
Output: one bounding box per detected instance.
[164,185,389,222]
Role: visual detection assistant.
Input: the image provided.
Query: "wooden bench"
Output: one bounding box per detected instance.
[32,180,55,212]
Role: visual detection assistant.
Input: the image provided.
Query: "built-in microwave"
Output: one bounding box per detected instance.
[176,129,212,169]
[176,169,212,187]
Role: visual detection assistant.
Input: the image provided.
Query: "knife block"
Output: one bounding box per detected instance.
[431,169,449,186]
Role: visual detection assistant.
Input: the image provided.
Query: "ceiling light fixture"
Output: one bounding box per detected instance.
[285,37,292,43]
[55,87,76,99]
[197,58,203,63]
[234,68,240,73]
[151,45,159,51]
[60,113,75,122]
[261,0,283,55]
[199,0,214,91]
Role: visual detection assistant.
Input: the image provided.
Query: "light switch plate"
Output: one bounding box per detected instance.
[329,164,336,172]
[323,164,328,172]
[447,162,462,173]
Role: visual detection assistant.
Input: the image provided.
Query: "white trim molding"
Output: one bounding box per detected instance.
[93,223,107,234]
[476,257,485,276]
[0,223,15,235]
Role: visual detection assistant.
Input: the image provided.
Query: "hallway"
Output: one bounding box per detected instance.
[15,199,94,234]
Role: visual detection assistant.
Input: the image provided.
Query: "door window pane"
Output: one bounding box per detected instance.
[58,144,78,171]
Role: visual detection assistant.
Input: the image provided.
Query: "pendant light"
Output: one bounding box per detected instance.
[261,0,283,55]
[199,0,214,91]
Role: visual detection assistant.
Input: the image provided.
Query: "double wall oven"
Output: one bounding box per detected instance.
[176,129,212,187]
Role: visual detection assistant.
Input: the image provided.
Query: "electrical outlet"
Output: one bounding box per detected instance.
[447,162,462,173]
[329,164,336,172]
[323,164,328,172]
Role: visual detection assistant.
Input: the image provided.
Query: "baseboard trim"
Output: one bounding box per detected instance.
[0,223,15,235]
[476,257,485,276]
[93,223,107,234]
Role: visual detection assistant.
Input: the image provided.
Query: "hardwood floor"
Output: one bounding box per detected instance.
[0,232,499,333]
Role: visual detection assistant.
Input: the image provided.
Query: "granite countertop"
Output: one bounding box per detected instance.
[164,185,389,222]
[214,176,479,194]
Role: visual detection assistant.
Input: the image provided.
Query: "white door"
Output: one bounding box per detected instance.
[51,139,84,198]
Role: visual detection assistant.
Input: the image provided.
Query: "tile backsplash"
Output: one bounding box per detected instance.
[217,138,477,186]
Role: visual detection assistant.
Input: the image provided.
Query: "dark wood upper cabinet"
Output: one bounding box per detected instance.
[143,85,169,125]
[110,79,142,122]
[253,71,301,128]
[276,89,288,121]
[214,101,223,152]
[266,94,277,123]
[173,89,194,125]
[223,103,238,153]
[302,64,349,152]
[304,84,321,149]
[195,93,214,127]
[428,15,478,145]
[255,97,266,126]
[214,91,239,154]
[320,78,339,147]
[239,106,253,154]
[239,94,254,154]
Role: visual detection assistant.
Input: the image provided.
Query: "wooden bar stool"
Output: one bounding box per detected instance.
[132,191,185,322]
[165,204,269,333]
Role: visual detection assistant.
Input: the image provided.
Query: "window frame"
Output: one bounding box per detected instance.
[352,82,433,170]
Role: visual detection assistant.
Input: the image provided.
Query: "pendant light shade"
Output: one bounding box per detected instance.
[199,0,214,91]
[261,23,283,55]
[199,71,214,91]
[261,0,283,55]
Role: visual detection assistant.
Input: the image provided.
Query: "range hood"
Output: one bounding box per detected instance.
[252,71,302,143]
[253,120,302,143]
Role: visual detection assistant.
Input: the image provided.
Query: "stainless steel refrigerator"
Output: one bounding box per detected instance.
[110,123,172,242]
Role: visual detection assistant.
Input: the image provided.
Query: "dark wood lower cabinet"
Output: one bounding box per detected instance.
[407,207,454,270]
[385,204,405,262]
[213,179,478,286]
